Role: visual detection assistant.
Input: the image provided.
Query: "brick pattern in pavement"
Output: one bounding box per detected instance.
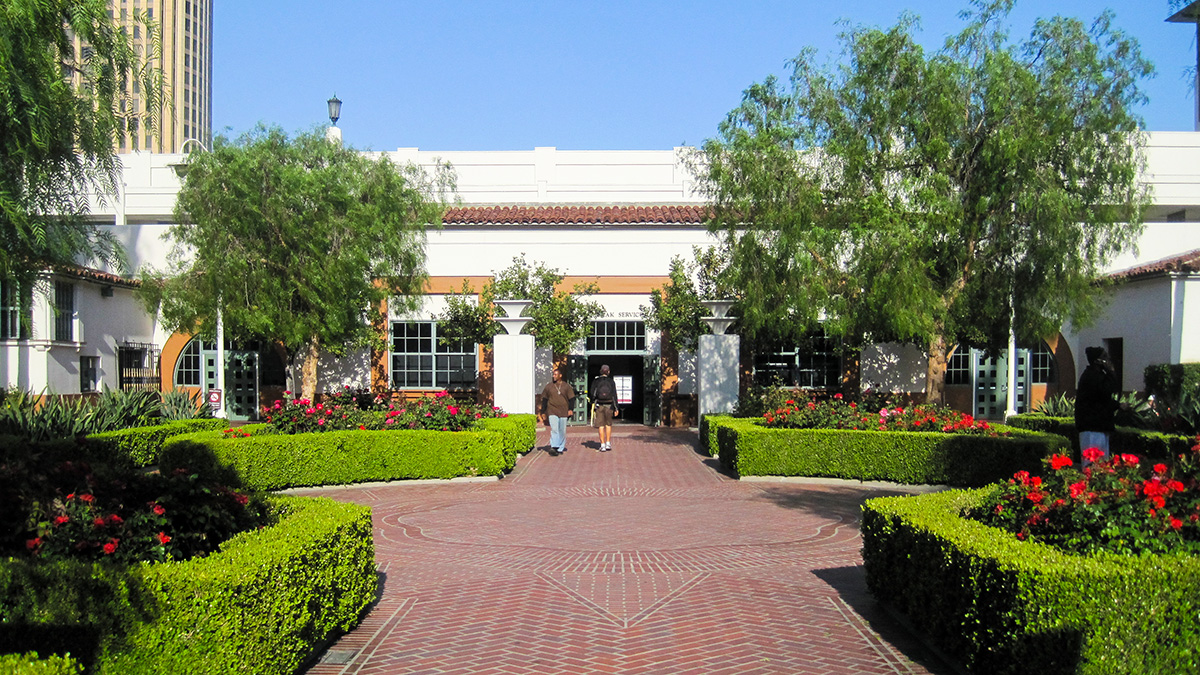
[299,425,950,675]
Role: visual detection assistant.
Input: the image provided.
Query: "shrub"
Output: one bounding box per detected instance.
[261,388,507,434]
[157,389,212,421]
[1033,393,1075,417]
[965,439,1200,555]
[86,418,227,466]
[0,496,375,675]
[715,417,1064,486]
[761,396,997,435]
[0,653,82,675]
[159,424,523,491]
[862,489,1200,674]
[0,388,167,442]
[1,433,269,564]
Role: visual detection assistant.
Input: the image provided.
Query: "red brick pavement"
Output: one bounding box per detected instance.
[298,425,951,675]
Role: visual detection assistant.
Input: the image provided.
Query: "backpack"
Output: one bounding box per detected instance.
[593,377,615,402]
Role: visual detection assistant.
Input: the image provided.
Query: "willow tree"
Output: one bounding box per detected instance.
[1,0,163,282]
[144,125,454,400]
[699,0,1151,403]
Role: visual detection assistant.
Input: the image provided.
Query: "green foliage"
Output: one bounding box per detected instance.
[639,247,735,352]
[762,398,997,435]
[435,279,501,346]
[698,0,1151,401]
[142,125,455,399]
[160,414,537,490]
[468,254,604,355]
[708,416,1062,486]
[967,445,1200,555]
[1145,364,1200,434]
[1033,393,1075,417]
[0,388,164,442]
[1,433,268,562]
[1004,413,1072,434]
[0,0,164,281]
[0,653,82,675]
[86,419,225,466]
[157,389,212,421]
[862,489,1200,674]
[0,496,376,675]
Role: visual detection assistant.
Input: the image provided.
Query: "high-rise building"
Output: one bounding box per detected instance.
[73,0,213,153]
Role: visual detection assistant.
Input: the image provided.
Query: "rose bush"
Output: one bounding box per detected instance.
[261,386,507,435]
[761,393,999,436]
[967,436,1200,555]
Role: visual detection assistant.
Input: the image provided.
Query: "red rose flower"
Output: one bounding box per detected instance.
[79,493,95,503]
[1082,447,1105,463]
[93,517,107,528]
[1154,463,1168,475]
[157,532,172,545]
[102,539,118,555]
[26,537,42,550]
[1170,517,1184,531]
[54,515,70,526]
[1050,454,1073,471]
[152,503,166,516]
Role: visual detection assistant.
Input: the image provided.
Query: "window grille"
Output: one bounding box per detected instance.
[119,343,160,391]
[1029,342,1055,384]
[390,322,477,389]
[80,356,100,393]
[54,282,74,342]
[946,347,972,385]
[586,321,646,352]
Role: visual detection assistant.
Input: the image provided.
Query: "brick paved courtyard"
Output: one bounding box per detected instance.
[298,425,953,675]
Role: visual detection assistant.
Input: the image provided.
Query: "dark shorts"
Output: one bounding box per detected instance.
[593,404,615,426]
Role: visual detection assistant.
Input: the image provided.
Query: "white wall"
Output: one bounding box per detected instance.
[860,343,928,394]
[1067,277,1174,392]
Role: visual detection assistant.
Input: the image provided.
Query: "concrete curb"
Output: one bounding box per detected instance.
[737,475,953,493]
[274,475,501,494]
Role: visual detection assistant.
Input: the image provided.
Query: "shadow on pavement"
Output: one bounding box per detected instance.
[813,566,961,675]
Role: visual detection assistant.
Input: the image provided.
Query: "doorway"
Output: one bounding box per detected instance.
[586,355,645,424]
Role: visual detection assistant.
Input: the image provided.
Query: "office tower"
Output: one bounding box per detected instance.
[74,0,213,153]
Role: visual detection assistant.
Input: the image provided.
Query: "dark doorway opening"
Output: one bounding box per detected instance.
[587,354,643,424]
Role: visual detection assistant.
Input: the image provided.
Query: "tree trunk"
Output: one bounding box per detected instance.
[925,333,948,405]
[300,336,321,402]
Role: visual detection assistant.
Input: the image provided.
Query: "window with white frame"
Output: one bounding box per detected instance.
[587,321,646,352]
[1029,341,1056,384]
[1,280,30,340]
[54,281,75,342]
[174,338,203,386]
[390,321,477,389]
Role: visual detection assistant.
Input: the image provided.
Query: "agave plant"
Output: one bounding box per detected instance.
[1114,392,1157,429]
[1033,393,1074,417]
[159,389,212,420]
[91,387,160,432]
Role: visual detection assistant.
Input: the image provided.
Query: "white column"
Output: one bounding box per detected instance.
[493,334,536,414]
[214,305,227,418]
[699,334,740,419]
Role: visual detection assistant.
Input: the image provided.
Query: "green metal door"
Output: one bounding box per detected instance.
[226,351,259,421]
[973,349,1030,419]
[566,354,589,425]
[643,353,661,426]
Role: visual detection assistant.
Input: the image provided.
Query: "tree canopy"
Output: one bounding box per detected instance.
[699,0,1152,402]
[143,125,454,399]
[436,254,603,356]
[1,0,163,282]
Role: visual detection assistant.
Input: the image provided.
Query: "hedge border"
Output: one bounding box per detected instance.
[86,418,227,466]
[706,415,1065,486]
[159,415,536,491]
[862,489,1200,674]
[1003,415,1193,462]
[0,495,374,675]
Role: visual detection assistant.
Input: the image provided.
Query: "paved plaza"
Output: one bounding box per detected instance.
[298,426,953,675]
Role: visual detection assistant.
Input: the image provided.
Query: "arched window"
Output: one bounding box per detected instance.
[1029,341,1056,384]
[174,338,202,386]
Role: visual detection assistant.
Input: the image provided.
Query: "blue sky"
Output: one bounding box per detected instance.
[214,1,1198,151]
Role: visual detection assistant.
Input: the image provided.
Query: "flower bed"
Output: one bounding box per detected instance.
[262,387,506,434]
[763,395,996,434]
[966,440,1200,555]
[862,488,1200,674]
[705,415,1065,486]
[1,495,375,675]
[159,414,537,491]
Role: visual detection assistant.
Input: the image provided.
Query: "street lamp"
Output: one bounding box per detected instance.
[326,95,343,144]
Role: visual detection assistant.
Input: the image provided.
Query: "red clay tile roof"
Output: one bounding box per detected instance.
[1108,248,1200,281]
[52,265,140,288]
[441,205,710,226]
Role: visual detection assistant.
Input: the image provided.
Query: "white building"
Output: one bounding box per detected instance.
[4,131,1200,423]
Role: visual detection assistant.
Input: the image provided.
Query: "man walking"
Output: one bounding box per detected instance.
[539,368,575,455]
[591,364,618,452]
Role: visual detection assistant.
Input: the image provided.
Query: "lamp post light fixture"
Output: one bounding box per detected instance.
[326,95,343,144]
[700,299,736,336]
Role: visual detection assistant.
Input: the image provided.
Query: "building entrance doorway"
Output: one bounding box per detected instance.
[587,354,645,424]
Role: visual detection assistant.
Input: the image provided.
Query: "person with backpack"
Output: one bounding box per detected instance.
[591,364,618,452]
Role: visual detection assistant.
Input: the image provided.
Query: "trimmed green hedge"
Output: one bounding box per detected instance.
[1145,363,1200,402]
[698,415,727,457]
[1003,415,1192,463]
[0,653,82,675]
[86,418,227,466]
[0,495,374,675]
[862,489,1200,674]
[712,417,1065,486]
[160,414,536,491]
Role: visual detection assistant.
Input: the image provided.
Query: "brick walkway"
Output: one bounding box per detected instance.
[298,426,952,675]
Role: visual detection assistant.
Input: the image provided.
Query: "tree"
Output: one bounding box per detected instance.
[639,246,734,353]
[436,255,603,356]
[142,125,454,400]
[699,0,1151,403]
[1,0,163,282]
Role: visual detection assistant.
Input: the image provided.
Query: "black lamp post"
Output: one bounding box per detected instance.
[327,95,342,126]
